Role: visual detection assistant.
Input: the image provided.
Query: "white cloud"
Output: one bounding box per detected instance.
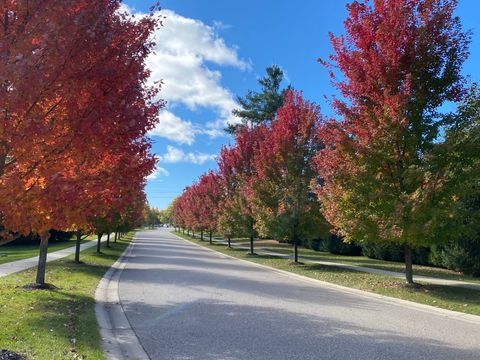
[159,145,216,165]
[148,111,195,145]
[147,167,170,180]
[212,20,232,31]
[185,152,217,165]
[159,145,185,163]
[118,3,134,14]
[127,8,247,144]
[155,10,248,69]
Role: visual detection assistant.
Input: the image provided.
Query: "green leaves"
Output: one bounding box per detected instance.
[315,0,472,251]
[228,65,287,134]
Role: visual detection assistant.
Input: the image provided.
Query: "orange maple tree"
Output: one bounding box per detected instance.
[0,0,162,286]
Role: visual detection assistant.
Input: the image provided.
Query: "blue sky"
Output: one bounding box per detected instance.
[123,0,480,209]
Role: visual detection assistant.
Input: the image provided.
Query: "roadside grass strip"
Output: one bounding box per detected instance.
[174,231,480,317]
[256,245,480,285]
[0,234,133,360]
[222,238,480,285]
[0,236,95,266]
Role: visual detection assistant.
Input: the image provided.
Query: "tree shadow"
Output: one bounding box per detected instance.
[1,290,103,359]
[119,299,480,360]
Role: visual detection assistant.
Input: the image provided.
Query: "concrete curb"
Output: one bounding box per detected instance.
[95,235,150,360]
[172,232,480,326]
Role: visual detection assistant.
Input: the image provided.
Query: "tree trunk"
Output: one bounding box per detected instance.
[74,230,82,264]
[249,235,255,255]
[293,233,299,263]
[209,231,213,245]
[405,245,414,284]
[294,241,299,263]
[201,230,204,241]
[193,230,195,238]
[97,233,103,254]
[228,236,231,248]
[106,233,110,248]
[114,232,117,243]
[35,233,50,286]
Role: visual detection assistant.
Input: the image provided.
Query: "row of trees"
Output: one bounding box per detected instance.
[171,0,480,284]
[142,205,172,228]
[0,1,162,286]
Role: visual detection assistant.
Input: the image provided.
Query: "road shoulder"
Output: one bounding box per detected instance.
[95,234,150,360]
[172,231,480,326]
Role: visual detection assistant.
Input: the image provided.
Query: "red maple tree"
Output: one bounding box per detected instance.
[217,126,267,255]
[314,0,470,284]
[0,0,162,285]
[252,90,329,262]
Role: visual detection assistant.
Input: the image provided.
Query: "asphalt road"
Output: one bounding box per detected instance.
[118,229,480,360]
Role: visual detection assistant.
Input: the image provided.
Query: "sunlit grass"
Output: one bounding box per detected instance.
[0,236,96,265]
[0,233,133,360]
[221,237,480,284]
[176,231,480,316]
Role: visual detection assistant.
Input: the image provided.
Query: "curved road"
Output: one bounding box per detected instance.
[118,229,480,360]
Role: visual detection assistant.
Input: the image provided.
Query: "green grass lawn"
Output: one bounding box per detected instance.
[0,233,132,360]
[176,231,480,316]
[223,238,480,285]
[0,236,96,265]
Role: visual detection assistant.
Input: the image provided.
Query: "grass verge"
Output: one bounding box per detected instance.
[224,238,480,284]
[174,231,480,317]
[0,236,96,265]
[0,233,133,360]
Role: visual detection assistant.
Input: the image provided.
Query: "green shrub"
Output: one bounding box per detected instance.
[430,238,480,276]
[302,238,322,251]
[302,235,362,255]
[3,230,73,247]
[319,235,362,255]
[362,242,430,265]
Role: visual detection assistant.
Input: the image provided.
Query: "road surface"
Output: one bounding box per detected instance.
[118,229,480,360]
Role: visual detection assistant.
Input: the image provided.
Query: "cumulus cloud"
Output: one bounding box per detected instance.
[154,10,248,70]
[147,167,170,180]
[159,145,184,163]
[159,145,216,165]
[148,111,195,145]
[185,152,217,165]
[125,7,246,144]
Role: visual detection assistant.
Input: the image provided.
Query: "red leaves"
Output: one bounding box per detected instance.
[175,91,328,240]
[250,90,328,238]
[173,171,222,232]
[314,0,470,245]
[0,0,162,236]
[169,0,470,254]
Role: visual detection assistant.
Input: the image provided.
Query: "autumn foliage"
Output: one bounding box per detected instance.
[2,0,474,288]
[171,0,478,284]
[251,90,329,261]
[174,91,328,260]
[171,171,222,242]
[0,0,162,285]
[313,0,470,283]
